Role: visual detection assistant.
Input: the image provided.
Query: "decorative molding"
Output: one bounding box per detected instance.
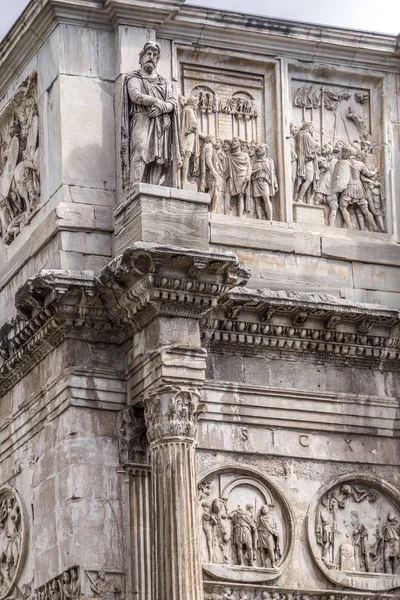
[201,288,400,369]
[144,384,206,445]
[0,270,125,398]
[96,242,250,330]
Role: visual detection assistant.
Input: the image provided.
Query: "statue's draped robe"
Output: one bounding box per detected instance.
[121,70,181,187]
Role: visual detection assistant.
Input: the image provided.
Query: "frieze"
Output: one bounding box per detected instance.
[308,475,400,591]
[198,466,294,584]
[203,585,400,600]
[31,567,80,600]
[85,570,124,600]
[0,72,40,245]
[0,486,26,600]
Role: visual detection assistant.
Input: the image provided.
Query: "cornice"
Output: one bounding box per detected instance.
[159,5,400,72]
[1,0,399,103]
[202,288,400,369]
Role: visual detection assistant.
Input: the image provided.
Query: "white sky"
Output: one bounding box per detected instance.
[0,0,399,44]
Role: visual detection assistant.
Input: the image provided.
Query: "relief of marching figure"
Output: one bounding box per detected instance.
[0,73,40,245]
[311,479,400,589]
[291,82,386,232]
[198,472,288,579]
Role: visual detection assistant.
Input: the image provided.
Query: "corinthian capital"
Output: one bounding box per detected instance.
[143,385,206,444]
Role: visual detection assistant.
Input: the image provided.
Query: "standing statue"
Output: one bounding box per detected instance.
[359,145,386,233]
[121,41,181,189]
[382,512,400,574]
[257,504,281,568]
[227,138,252,217]
[230,504,257,566]
[289,123,298,200]
[211,498,231,564]
[250,143,278,221]
[295,122,319,204]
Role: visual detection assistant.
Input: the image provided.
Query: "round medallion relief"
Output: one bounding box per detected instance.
[0,486,26,600]
[197,466,294,583]
[307,475,400,591]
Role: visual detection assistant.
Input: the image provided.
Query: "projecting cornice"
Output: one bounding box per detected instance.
[202,289,400,369]
[1,0,399,101]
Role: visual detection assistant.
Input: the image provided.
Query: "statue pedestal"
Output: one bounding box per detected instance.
[293,203,325,225]
[115,184,211,254]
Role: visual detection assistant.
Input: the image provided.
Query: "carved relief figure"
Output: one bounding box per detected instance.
[257,504,281,568]
[181,95,204,188]
[0,73,40,245]
[350,511,370,572]
[313,143,338,226]
[316,494,336,568]
[227,137,252,217]
[87,570,122,600]
[289,123,298,199]
[201,502,217,563]
[333,144,378,232]
[121,42,181,189]
[211,498,231,564]
[32,568,80,600]
[230,504,257,566]
[295,122,318,204]
[381,512,400,574]
[250,144,278,221]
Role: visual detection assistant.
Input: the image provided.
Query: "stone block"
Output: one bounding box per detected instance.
[60,76,115,190]
[37,28,59,96]
[59,26,114,80]
[322,232,400,267]
[114,186,210,254]
[60,231,112,256]
[353,262,400,293]
[66,185,115,207]
[293,203,325,225]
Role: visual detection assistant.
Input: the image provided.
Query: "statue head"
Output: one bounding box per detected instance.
[350,510,359,525]
[186,95,199,108]
[213,138,222,150]
[321,143,332,156]
[290,122,298,136]
[241,140,250,153]
[63,572,71,584]
[300,121,313,134]
[256,143,268,157]
[260,504,269,515]
[231,137,241,150]
[223,140,232,153]
[246,503,254,514]
[202,502,211,513]
[388,512,397,523]
[139,42,161,75]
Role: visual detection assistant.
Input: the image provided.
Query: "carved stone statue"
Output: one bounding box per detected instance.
[257,504,281,568]
[181,95,203,189]
[211,498,231,564]
[313,143,338,226]
[121,41,182,189]
[250,143,278,221]
[230,504,257,566]
[316,494,335,568]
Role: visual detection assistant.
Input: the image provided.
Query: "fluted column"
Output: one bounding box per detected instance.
[144,385,205,600]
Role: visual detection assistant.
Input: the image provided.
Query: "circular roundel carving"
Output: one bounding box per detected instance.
[0,486,26,600]
[197,465,294,583]
[307,475,400,591]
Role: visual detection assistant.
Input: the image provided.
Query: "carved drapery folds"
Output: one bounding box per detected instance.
[308,476,400,591]
[0,486,25,600]
[0,72,40,245]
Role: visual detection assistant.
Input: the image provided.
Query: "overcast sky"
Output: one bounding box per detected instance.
[0,0,399,44]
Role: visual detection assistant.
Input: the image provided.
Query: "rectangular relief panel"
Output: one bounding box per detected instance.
[177,48,284,223]
[288,64,389,234]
